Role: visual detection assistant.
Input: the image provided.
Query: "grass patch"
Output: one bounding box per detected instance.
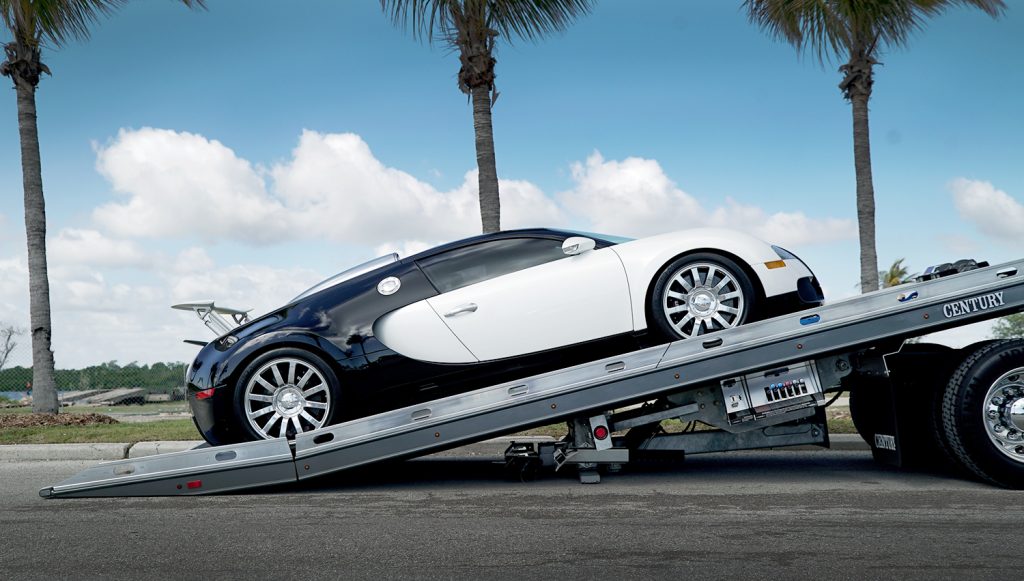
[0,419,198,445]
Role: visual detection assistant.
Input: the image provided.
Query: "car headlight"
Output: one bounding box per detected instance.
[772,245,797,260]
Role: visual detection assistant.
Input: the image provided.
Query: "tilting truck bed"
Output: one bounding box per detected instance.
[41,258,1024,497]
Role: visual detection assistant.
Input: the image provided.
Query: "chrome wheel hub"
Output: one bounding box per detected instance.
[689,290,717,316]
[982,368,1024,463]
[243,357,331,440]
[662,262,745,339]
[273,387,304,417]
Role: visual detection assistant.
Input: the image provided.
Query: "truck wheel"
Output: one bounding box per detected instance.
[942,339,1024,488]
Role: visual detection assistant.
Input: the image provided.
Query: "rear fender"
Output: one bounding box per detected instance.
[210,331,354,391]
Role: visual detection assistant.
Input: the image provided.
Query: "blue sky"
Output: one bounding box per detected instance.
[0,0,1022,367]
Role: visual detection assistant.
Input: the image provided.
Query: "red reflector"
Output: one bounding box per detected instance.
[195,388,216,400]
[593,425,609,440]
[186,480,202,489]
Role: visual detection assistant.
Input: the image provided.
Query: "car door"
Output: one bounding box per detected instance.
[419,237,633,362]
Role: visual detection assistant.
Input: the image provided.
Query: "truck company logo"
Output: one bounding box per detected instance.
[941,291,1004,319]
[874,434,897,451]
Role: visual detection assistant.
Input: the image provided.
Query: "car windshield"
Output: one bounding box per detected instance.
[564,230,634,245]
[292,253,399,302]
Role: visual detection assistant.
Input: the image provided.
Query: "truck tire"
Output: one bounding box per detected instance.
[941,339,1024,488]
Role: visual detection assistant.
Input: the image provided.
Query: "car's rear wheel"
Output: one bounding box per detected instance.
[650,253,755,340]
[234,348,339,441]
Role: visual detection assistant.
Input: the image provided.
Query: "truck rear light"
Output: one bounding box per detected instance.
[593,425,609,440]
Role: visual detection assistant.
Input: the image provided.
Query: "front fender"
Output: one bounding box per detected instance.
[610,228,811,331]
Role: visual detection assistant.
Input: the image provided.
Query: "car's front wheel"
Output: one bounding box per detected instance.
[234,348,339,441]
[650,253,755,340]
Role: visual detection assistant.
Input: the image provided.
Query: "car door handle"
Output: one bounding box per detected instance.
[444,303,478,317]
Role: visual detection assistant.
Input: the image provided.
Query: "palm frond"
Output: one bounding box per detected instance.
[744,0,1005,64]
[486,0,593,43]
[381,0,594,45]
[2,0,205,48]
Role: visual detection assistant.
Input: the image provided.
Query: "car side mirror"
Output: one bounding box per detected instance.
[562,237,596,256]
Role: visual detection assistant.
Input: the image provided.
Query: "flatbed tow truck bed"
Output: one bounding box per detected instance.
[42,258,1024,497]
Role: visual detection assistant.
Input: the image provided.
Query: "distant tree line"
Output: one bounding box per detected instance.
[0,361,187,393]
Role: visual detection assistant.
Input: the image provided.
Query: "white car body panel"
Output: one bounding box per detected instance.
[425,247,632,362]
[609,228,812,332]
[373,301,478,364]
[375,227,814,363]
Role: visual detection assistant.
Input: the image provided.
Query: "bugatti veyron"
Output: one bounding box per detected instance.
[177,228,823,445]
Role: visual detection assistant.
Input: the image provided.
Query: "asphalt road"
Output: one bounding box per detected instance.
[1,450,1019,580]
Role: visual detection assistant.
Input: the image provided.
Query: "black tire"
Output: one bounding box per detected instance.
[941,339,1024,488]
[233,347,341,442]
[650,253,756,340]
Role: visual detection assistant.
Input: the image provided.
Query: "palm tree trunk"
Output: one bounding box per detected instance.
[15,80,58,414]
[471,86,500,233]
[850,90,879,294]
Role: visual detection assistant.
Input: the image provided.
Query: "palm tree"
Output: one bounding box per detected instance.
[744,0,1005,293]
[381,0,593,233]
[1,0,204,414]
[879,257,915,288]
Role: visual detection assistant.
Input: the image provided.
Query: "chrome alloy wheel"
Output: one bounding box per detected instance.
[982,367,1024,464]
[243,357,331,439]
[661,262,745,339]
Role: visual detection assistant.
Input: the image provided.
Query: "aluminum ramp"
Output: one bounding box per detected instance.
[41,259,1024,497]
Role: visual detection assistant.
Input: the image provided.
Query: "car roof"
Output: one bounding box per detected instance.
[403,228,598,262]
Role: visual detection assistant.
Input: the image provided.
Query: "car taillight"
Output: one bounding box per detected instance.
[195,388,216,400]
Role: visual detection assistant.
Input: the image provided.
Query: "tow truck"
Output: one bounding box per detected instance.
[41,258,1024,496]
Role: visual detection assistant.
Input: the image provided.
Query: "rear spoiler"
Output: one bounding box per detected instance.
[172,301,252,337]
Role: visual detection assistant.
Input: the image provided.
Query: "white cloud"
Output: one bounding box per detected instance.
[92,128,564,249]
[951,178,1024,244]
[49,228,149,268]
[0,256,28,324]
[558,151,855,246]
[91,130,851,252]
[706,199,857,247]
[272,131,563,243]
[375,240,434,260]
[0,245,328,368]
[93,127,288,244]
[172,247,216,274]
[168,262,323,312]
[558,152,704,237]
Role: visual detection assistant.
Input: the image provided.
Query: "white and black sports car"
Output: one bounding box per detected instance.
[178,228,823,445]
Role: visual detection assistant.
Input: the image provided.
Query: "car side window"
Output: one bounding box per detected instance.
[418,238,567,293]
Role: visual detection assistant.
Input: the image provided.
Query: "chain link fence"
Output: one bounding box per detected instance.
[0,327,187,409]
